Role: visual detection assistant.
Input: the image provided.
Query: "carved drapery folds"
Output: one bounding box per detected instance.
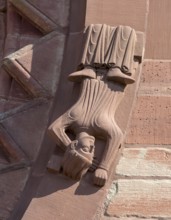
[48,24,143,186]
[69,24,137,84]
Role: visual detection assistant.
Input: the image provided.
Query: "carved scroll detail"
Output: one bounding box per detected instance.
[48,24,143,186]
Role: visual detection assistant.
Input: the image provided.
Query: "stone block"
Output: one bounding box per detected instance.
[47,154,62,173]
[139,61,171,96]
[101,217,155,220]
[116,147,171,177]
[1,101,52,161]
[126,96,171,145]
[6,4,41,39]
[86,0,148,32]
[0,123,26,164]
[5,5,41,56]
[10,0,70,33]
[141,61,171,84]
[8,81,32,100]
[26,0,70,28]
[0,68,12,98]
[69,0,87,33]
[0,13,6,96]
[22,172,105,220]
[6,2,22,36]
[0,13,5,41]
[145,0,171,59]
[18,31,66,96]
[106,179,171,218]
[0,168,29,220]
[0,99,26,114]
[3,31,66,98]
[20,17,42,38]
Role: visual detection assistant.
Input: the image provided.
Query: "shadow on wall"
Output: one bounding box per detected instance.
[35,171,101,198]
[35,138,107,197]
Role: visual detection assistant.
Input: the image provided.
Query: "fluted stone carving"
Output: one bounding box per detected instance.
[48,24,142,186]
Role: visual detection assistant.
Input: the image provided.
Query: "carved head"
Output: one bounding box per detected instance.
[76,132,95,154]
[61,132,95,180]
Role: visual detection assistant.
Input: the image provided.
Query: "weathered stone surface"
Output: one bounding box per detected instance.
[0,69,12,98]
[10,0,70,34]
[22,172,105,220]
[47,154,62,173]
[3,31,66,98]
[0,168,29,220]
[15,31,66,96]
[139,61,171,96]
[10,0,56,35]
[0,147,8,165]
[0,99,27,114]
[8,81,34,100]
[86,0,148,32]
[0,13,7,97]
[0,12,5,43]
[116,147,171,177]
[5,3,41,56]
[1,3,42,99]
[26,0,70,28]
[1,101,52,161]
[115,69,139,133]
[126,96,171,145]
[141,61,171,84]
[0,123,26,164]
[145,0,171,59]
[106,179,171,218]
[101,217,155,220]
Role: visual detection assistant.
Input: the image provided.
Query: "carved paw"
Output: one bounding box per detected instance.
[94,168,108,186]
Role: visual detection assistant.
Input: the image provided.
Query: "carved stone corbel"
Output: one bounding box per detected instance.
[48,24,143,186]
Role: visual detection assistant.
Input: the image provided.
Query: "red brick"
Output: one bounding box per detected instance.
[107,179,171,218]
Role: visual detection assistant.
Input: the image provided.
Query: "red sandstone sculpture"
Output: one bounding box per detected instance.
[48,24,139,186]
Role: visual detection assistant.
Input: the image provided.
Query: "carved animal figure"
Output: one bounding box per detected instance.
[48,24,138,186]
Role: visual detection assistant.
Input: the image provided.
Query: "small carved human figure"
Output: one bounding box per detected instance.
[48,24,139,186]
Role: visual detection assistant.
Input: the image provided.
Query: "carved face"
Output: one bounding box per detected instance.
[77,136,95,154]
